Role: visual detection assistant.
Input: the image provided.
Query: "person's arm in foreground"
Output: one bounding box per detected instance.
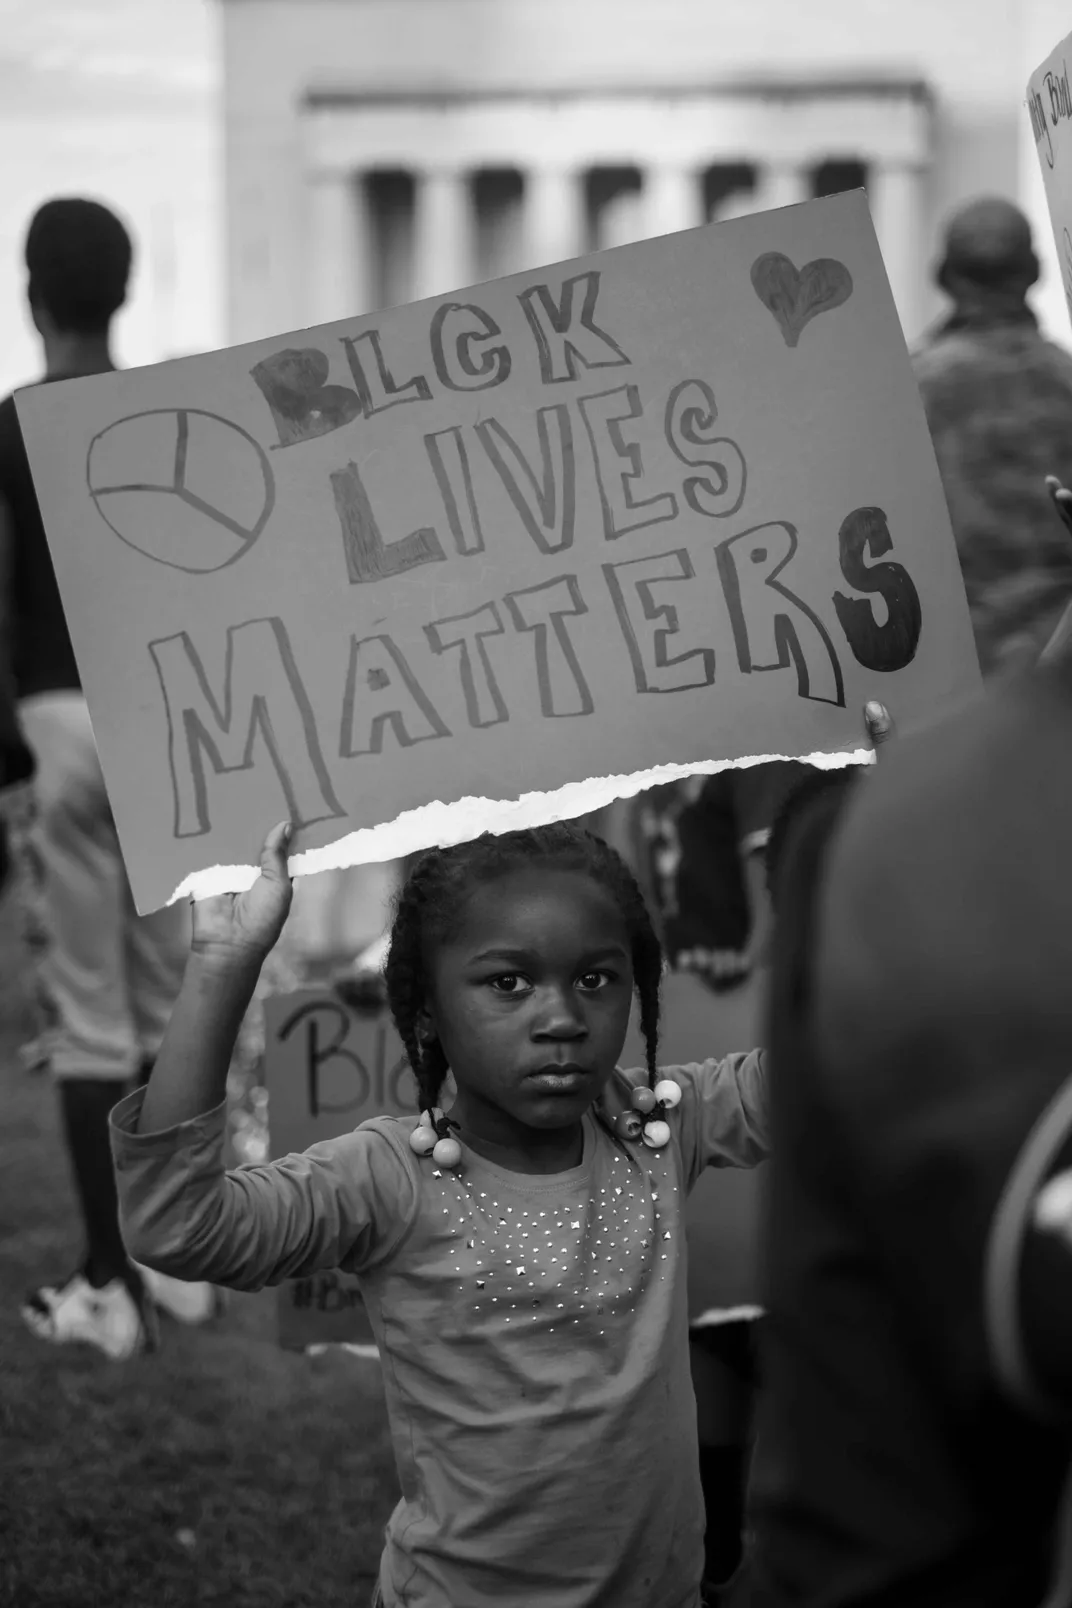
[115,826,414,1289]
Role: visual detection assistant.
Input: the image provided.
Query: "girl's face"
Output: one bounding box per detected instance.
[424,867,634,1150]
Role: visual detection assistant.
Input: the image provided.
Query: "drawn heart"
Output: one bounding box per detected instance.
[750,253,854,348]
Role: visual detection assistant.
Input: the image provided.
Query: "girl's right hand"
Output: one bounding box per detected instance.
[190,820,294,968]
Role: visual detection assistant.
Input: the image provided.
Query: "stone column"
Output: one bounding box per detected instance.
[643,164,703,238]
[413,168,472,300]
[868,163,925,342]
[522,166,587,269]
[307,168,370,325]
[751,162,810,214]
[599,184,646,250]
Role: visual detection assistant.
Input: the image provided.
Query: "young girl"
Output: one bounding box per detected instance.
[110,821,768,1608]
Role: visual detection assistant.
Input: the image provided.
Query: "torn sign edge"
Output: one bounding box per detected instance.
[168,744,875,906]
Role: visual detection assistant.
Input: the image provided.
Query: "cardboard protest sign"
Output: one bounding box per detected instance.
[18,189,979,914]
[1028,31,1072,329]
[263,989,416,1349]
[263,975,762,1350]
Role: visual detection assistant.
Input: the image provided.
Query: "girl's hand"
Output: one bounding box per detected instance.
[1046,475,1072,538]
[864,700,894,758]
[190,821,294,968]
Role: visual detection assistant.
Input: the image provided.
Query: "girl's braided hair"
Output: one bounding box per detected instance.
[384,823,663,1121]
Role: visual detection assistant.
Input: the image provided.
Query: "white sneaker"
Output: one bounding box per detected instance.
[21,1273,152,1360]
[135,1263,217,1325]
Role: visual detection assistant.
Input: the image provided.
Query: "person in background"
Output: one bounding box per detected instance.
[640,760,821,995]
[0,198,213,1358]
[0,674,34,897]
[644,728,885,1602]
[0,450,35,904]
[675,759,809,1596]
[732,665,1072,1607]
[913,196,1072,678]
[696,746,884,1604]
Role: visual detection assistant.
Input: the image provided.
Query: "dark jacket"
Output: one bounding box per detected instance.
[740,667,1072,1607]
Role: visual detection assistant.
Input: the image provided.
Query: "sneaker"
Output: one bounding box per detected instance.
[135,1263,217,1325]
[21,1273,153,1360]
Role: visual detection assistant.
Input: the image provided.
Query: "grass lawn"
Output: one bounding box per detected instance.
[0,884,399,1608]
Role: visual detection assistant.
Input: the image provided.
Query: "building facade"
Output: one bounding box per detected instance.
[220,0,1072,350]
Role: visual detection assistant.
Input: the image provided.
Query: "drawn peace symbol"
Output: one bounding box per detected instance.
[86,407,276,573]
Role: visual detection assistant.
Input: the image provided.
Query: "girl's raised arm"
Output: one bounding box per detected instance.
[139,822,294,1134]
[114,824,418,1292]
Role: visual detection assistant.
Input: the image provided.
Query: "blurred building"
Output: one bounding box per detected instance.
[220,0,1072,350]
[0,1,221,396]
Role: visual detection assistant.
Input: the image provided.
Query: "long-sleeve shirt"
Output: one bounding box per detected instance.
[110,1053,768,1608]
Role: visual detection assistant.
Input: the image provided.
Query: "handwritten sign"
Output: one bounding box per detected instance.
[263,989,417,1349]
[17,190,979,913]
[1029,32,1072,325]
[263,975,762,1349]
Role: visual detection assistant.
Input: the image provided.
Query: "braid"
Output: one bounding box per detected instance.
[385,863,450,1120]
[573,830,662,1088]
[384,823,664,1113]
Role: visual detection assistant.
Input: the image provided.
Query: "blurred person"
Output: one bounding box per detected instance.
[635,736,883,1602]
[699,752,879,1605]
[913,197,1072,677]
[0,665,34,896]
[0,660,48,1063]
[0,490,35,896]
[0,574,55,1069]
[639,777,747,994]
[0,198,213,1359]
[641,762,819,995]
[675,759,812,1596]
[730,667,1072,1607]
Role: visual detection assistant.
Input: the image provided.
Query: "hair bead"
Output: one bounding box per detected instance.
[409,1124,437,1156]
[432,1136,462,1168]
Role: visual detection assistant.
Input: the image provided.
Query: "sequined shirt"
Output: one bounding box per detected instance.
[110,1053,768,1608]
